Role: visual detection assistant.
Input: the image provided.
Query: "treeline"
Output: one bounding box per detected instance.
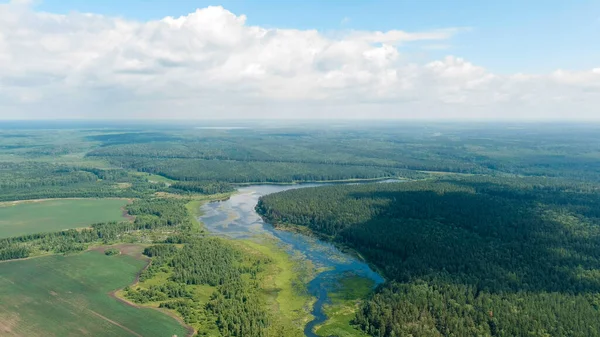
[257,176,600,336]
[0,162,98,189]
[100,157,419,183]
[80,167,130,181]
[0,244,29,260]
[0,184,141,202]
[0,162,166,202]
[170,181,235,195]
[0,198,192,261]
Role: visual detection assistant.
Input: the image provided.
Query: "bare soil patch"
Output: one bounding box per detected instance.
[89,244,146,259]
[0,312,21,336]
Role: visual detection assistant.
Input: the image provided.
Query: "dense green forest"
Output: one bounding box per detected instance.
[170,181,236,194]
[126,239,274,336]
[126,238,302,337]
[257,176,600,336]
[0,162,165,201]
[81,123,600,182]
[2,122,600,336]
[2,122,600,190]
[109,157,415,183]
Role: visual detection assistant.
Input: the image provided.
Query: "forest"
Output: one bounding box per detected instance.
[257,176,600,336]
[0,162,165,201]
[2,122,600,194]
[2,122,600,336]
[126,238,302,337]
[82,123,600,182]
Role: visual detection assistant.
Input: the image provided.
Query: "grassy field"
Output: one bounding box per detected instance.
[0,198,129,238]
[0,246,188,337]
[315,274,374,337]
[241,238,315,328]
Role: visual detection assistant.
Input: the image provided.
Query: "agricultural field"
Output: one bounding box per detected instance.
[2,122,600,337]
[0,246,189,337]
[0,198,130,238]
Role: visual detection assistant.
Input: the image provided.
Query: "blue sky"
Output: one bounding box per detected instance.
[30,0,600,74]
[1,0,598,120]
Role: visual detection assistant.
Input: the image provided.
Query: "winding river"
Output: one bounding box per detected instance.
[199,184,385,337]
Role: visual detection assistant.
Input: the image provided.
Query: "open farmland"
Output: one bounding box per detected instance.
[0,198,129,238]
[0,247,188,337]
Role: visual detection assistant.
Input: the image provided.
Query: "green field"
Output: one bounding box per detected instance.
[0,248,188,337]
[0,199,129,238]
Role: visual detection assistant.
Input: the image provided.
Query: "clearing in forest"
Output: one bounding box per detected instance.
[0,248,188,337]
[0,198,129,238]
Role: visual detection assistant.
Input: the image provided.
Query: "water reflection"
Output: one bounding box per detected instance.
[199,184,385,337]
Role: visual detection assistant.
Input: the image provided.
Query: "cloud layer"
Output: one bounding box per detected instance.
[0,1,598,120]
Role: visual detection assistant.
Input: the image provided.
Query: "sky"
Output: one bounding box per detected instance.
[0,0,598,120]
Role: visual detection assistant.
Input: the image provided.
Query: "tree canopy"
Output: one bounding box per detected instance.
[258,176,600,336]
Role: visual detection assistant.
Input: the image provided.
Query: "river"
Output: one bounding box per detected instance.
[199,184,385,337]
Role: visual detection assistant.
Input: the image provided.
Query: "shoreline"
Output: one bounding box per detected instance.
[233,176,405,186]
[260,220,389,284]
[199,184,387,336]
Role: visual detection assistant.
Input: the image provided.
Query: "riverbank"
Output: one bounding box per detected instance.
[255,220,388,285]
[185,192,233,233]
[233,176,406,186]
[240,238,316,330]
[199,184,385,337]
[186,195,317,335]
[313,274,374,337]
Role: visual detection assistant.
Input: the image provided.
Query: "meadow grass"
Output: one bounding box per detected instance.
[240,238,315,328]
[130,172,176,185]
[315,274,375,337]
[0,198,129,238]
[0,248,188,337]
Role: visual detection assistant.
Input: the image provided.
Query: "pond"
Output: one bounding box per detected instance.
[199,184,385,337]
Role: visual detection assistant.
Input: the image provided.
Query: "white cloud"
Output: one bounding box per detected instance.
[0,2,598,120]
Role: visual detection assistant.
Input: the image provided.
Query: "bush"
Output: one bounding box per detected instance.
[104,248,121,256]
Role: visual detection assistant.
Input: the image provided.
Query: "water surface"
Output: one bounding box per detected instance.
[199,184,385,337]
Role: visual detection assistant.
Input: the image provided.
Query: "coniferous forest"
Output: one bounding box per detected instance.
[1,121,600,336]
[257,176,600,336]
